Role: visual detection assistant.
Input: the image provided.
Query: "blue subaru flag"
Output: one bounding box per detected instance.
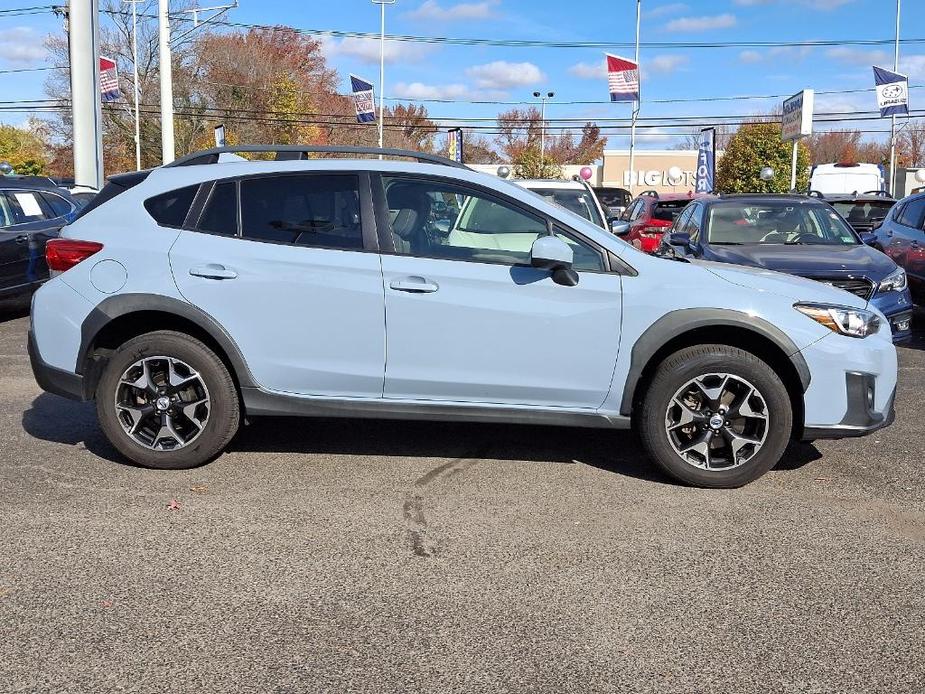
[695,127,715,194]
[350,74,376,124]
[873,66,909,117]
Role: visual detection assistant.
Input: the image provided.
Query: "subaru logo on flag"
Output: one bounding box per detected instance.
[873,65,909,117]
[99,56,120,103]
[350,74,376,124]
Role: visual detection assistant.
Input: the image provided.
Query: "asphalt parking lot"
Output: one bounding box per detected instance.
[1,309,924,694]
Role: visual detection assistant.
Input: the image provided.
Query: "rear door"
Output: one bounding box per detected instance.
[0,189,55,290]
[169,172,387,398]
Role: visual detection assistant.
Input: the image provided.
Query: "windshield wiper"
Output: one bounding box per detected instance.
[710,241,744,245]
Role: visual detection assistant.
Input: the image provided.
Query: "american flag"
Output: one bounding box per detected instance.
[99,57,120,103]
[606,54,639,103]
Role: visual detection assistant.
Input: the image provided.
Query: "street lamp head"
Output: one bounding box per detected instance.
[0,162,12,175]
[759,166,775,182]
[533,91,541,98]
[547,91,554,98]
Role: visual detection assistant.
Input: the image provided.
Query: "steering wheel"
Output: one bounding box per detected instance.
[788,231,819,243]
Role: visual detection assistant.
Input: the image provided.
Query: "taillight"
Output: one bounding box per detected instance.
[46,239,104,272]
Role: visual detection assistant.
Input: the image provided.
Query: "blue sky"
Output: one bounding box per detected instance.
[1,0,923,148]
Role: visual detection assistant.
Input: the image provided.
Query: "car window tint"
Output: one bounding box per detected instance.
[240,175,363,249]
[687,204,705,242]
[144,185,198,228]
[2,190,51,224]
[0,193,14,227]
[897,197,925,229]
[553,226,605,272]
[652,200,688,222]
[673,205,694,232]
[384,176,546,265]
[39,192,74,218]
[198,182,238,236]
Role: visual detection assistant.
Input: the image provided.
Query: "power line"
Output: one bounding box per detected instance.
[0,66,65,75]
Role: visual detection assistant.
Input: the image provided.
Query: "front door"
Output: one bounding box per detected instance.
[170,173,386,398]
[377,176,622,409]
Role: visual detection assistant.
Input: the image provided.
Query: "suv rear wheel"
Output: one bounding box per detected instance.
[639,344,792,488]
[96,330,240,469]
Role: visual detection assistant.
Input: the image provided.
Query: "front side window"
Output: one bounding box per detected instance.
[240,174,363,249]
[705,202,858,246]
[897,198,925,229]
[383,177,604,271]
[673,205,694,233]
[686,204,705,242]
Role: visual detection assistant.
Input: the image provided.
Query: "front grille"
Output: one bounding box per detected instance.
[818,277,875,300]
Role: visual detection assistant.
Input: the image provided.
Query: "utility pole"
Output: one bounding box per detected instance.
[68,0,104,190]
[158,0,175,164]
[628,0,641,195]
[889,0,902,195]
[371,0,395,149]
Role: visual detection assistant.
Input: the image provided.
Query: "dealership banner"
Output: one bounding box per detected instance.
[873,66,909,117]
[695,127,715,194]
[99,57,120,102]
[447,128,463,163]
[606,54,639,102]
[350,74,376,123]
[781,89,814,141]
[214,124,226,147]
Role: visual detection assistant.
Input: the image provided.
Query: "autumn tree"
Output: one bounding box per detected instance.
[0,121,49,175]
[805,130,863,164]
[495,107,605,173]
[383,104,436,152]
[715,121,810,193]
[438,130,502,164]
[897,121,925,168]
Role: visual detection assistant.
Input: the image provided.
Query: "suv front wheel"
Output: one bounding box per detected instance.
[96,330,240,469]
[639,344,793,488]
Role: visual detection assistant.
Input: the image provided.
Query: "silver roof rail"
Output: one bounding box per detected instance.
[164,145,469,169]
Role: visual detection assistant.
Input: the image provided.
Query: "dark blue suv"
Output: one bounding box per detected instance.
[871,191,925,306]
[0,176,78,305]
[663,194,913,343]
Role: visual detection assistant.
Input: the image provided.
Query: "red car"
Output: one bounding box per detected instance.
[619,191,697,253]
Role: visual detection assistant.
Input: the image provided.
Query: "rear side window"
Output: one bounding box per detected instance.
[652,200,689,222]
[144,185,198,228]
[240,174,363,249]
[2,190,52,224]
[198,182,238,236]
[40,192,74,218]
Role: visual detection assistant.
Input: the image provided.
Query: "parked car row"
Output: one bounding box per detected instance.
[27,145,898,491]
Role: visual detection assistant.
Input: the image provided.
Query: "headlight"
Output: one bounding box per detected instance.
[794,303,881,338]
[878,267,907,293]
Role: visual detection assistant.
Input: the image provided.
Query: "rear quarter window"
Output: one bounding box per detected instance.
[144,185,199,228]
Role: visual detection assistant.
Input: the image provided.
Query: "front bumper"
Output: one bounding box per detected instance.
[28,329,88,401]
[803,372,896,440]
[870,289,914,344]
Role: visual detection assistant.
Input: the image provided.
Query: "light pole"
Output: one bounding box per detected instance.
[889,0,901,195]
[371,0,395,149]
[532,91,554,162]
[123,0,142,170]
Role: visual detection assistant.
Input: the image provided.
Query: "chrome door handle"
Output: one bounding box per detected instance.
[189,264,237,280]
[15,234,28,244]
[389,276,439,293]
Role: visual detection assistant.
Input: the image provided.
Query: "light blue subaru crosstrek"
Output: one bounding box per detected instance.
[29,146,898,488]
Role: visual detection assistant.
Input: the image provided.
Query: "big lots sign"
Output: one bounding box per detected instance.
[623,169,695,187]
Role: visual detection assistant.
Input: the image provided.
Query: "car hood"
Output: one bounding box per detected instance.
[706,243,896,282]
[693,259,869,309]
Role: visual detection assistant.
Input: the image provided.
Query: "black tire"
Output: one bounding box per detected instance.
[638,344,793,488]
[96,330,240,470]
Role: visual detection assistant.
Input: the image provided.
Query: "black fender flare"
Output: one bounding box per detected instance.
[77,293,257,388]
[619,308,812,416]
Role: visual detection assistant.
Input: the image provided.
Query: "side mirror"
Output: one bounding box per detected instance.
[609,218,631,235]
[530,235,578,286]
[859,232,877,245]
[667,232,692,247]
[870,219,883,231]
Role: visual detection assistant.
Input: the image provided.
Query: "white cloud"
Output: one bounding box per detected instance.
[405,0,498,21]
[644,3,689,18]
[568,61,607,80]
[741,45,813,63]
[646,54,689,75]
[666,13,736,32]
[826,46,889,66]
[391,82,472,100]
[900,55,925,80]
[0,28,46,65]
[322,36,435,65]
[465,61,545,89]
[739,50,762,64]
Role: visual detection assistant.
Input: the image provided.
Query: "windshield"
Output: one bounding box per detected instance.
[830,200,894,225]
[705,201,858,246]
[529,188,605,228]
